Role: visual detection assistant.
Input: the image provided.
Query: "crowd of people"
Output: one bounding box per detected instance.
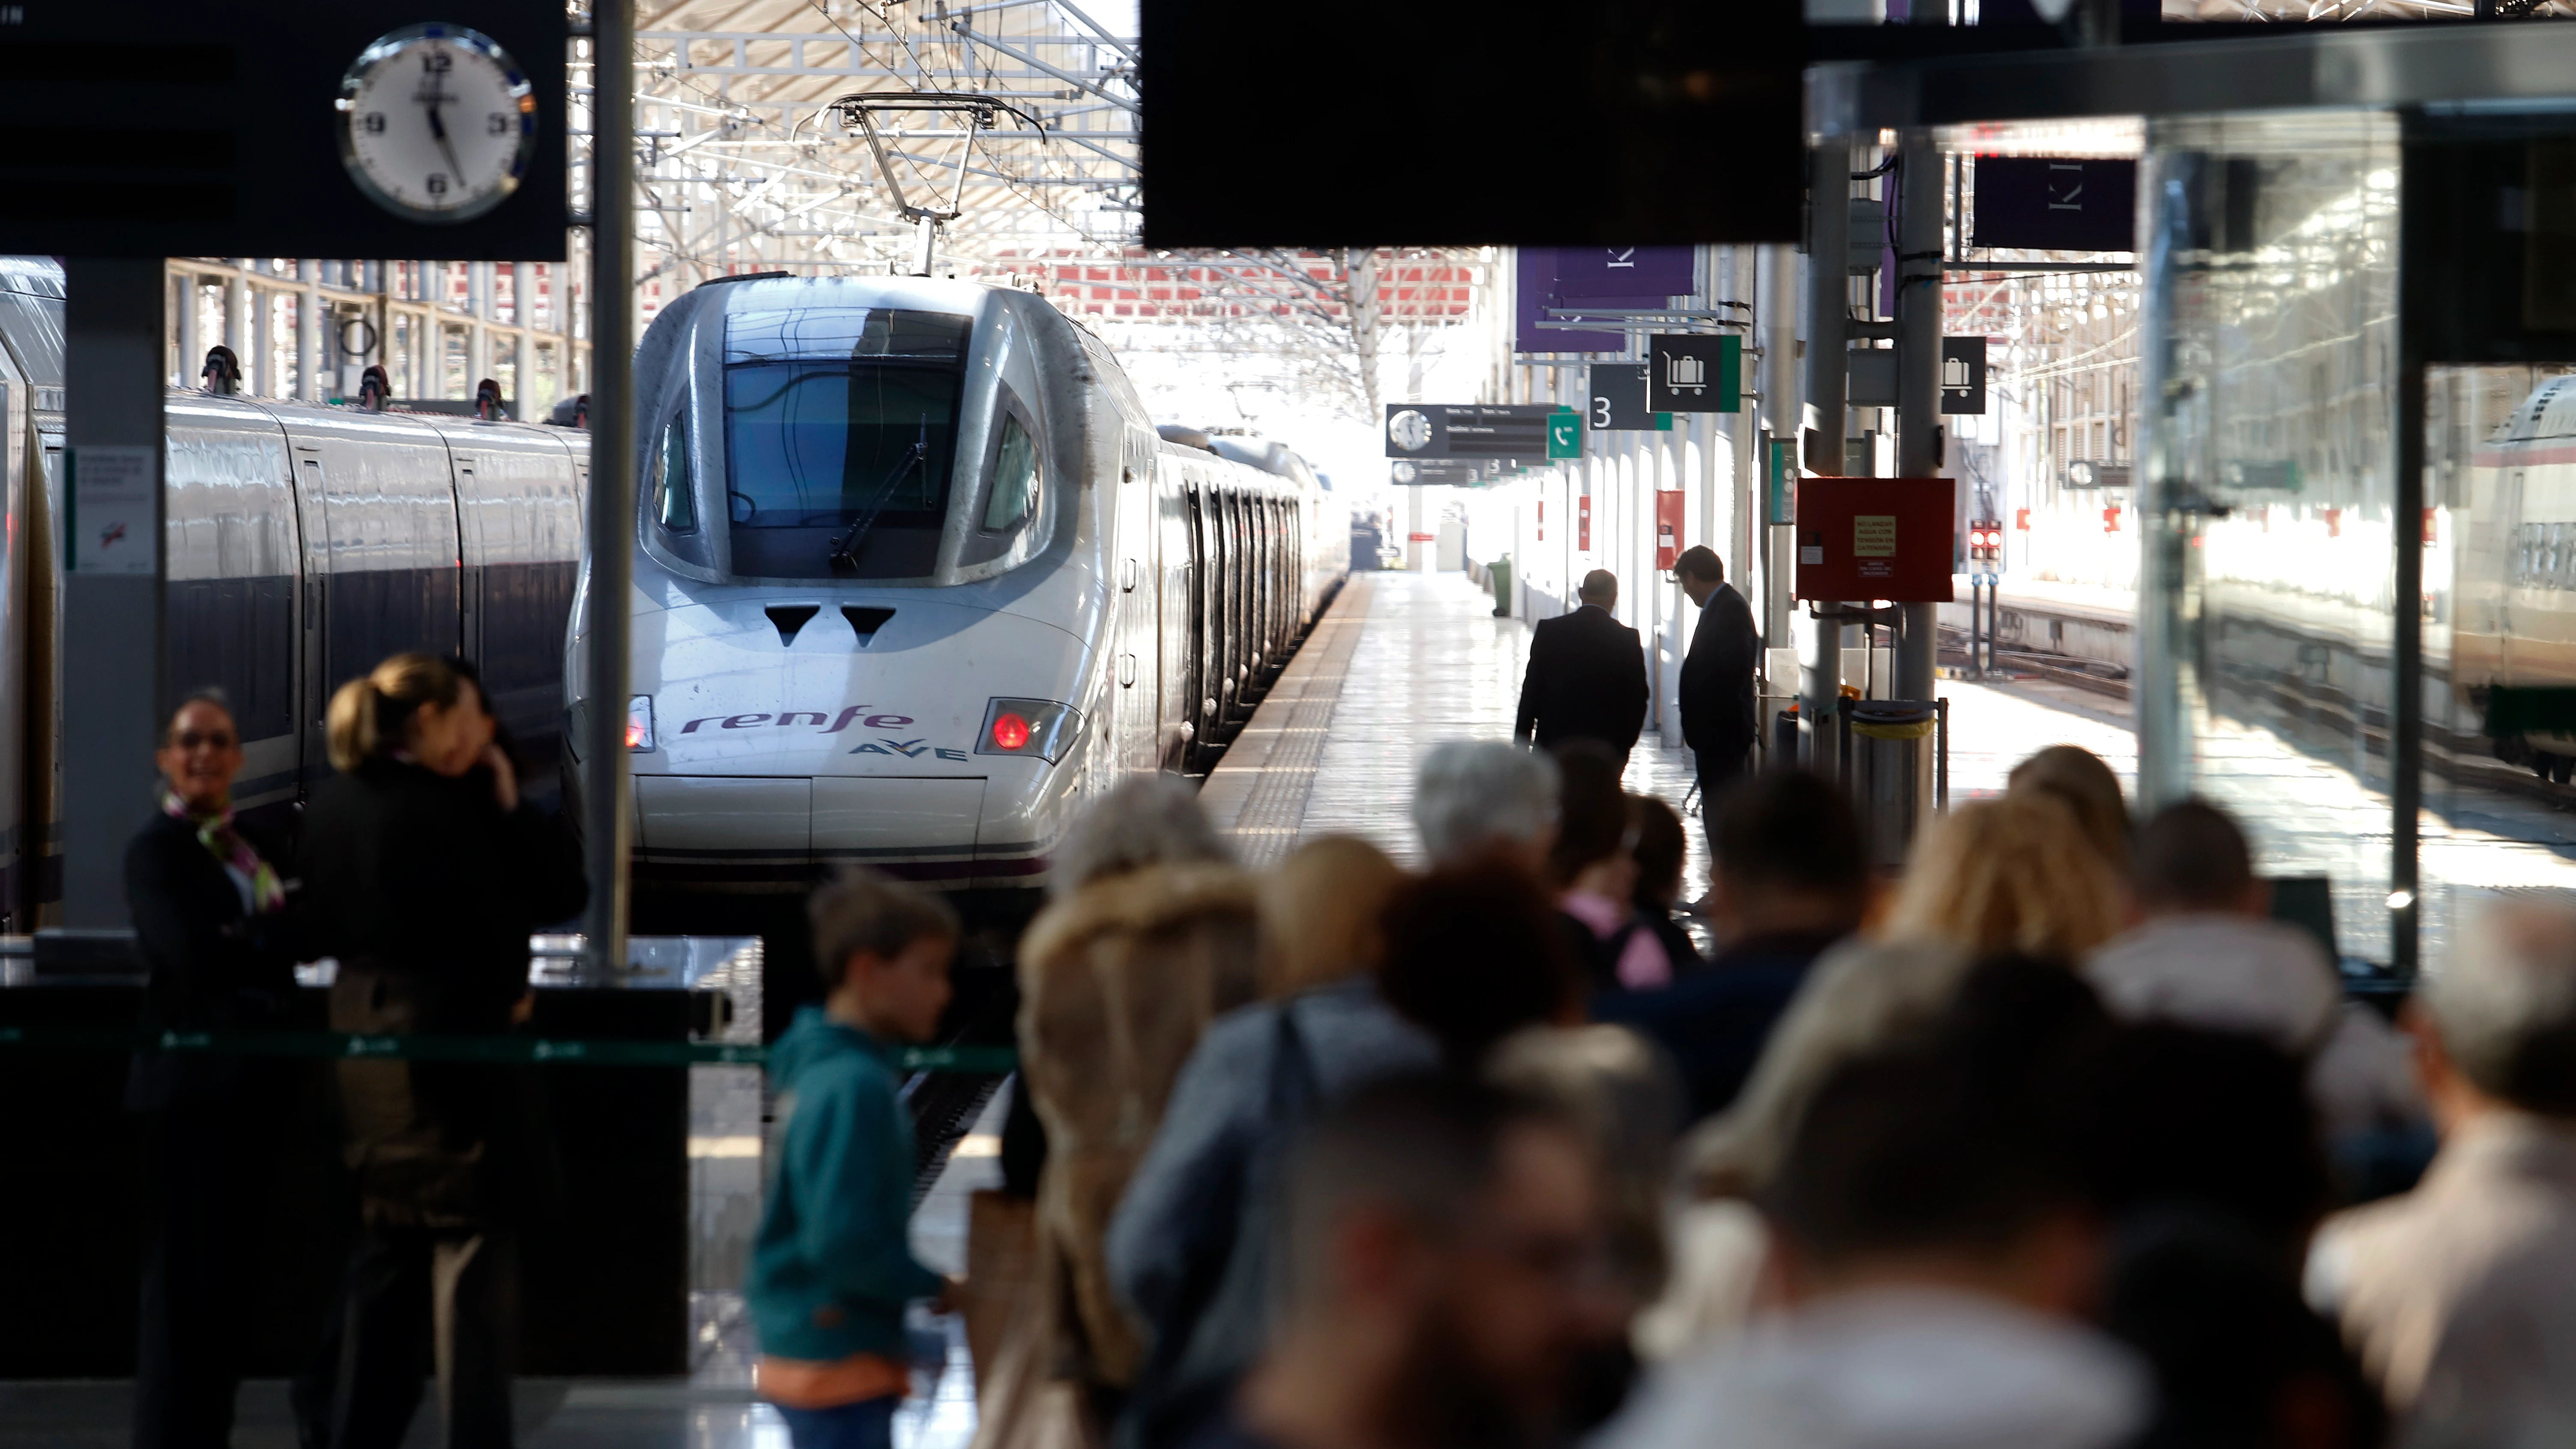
[116,621,2576,1449]
[759,732,2576,1449]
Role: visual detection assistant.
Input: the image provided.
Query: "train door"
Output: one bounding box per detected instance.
[452,452,485,682]
[1208,487,1234,731]
[439,433,578,778]
[290,416,464,783]
[1158,456,1193,771]
[292,446,332,794]
[164,399,299,817]
[1114,446,1155,778]
[1223,491,1249,726]
[1188,476,1220,767]
[1244,495,1267,696]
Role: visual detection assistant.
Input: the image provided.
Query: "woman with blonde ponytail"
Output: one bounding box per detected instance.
[297,651,587,1446]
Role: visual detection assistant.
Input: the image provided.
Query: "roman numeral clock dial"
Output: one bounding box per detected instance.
[336,24,535,223]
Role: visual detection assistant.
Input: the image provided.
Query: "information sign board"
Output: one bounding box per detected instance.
[1648,334,1741,413]
[0,1,568,258]
[1547,411,1582,460]
[1391,459,1503,486]
[66,447,157,575]
[1515,247,1698,353]
[1941,337,1988,415]
[1794,476,1957,603]
[1383,404,1557,460]
[1971,158,2137,255]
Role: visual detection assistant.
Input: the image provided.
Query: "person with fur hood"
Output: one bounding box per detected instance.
[983,777,1262,1446]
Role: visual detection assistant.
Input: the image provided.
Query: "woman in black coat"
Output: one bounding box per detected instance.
[298,652,586,1449]
[125,690,306,1449]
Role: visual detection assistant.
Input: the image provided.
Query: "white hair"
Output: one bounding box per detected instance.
[2427,900,2576,1112]
[1051,775,1233,896]
[1411,741,1559,866]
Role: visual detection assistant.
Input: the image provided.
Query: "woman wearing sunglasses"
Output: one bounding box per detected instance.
[125,689,307,1448]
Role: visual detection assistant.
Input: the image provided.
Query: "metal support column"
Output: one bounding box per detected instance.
[583,0,637,977]
[1802,140,1853,771]
[175,274,199,389]
[2136,150,2195,814]
[2392,357,2425,979]
[1895,128,1943,700]
[297,261,321,401]
[223,274,248,372]
[469,261,492,392]
[59,259,167,927]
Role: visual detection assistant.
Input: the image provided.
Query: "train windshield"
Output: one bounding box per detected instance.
[721,306,972,579]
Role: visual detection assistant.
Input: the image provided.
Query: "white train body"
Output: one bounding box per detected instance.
[582,274,1343,902]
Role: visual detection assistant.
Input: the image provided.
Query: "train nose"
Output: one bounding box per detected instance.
[629,595,1085,890]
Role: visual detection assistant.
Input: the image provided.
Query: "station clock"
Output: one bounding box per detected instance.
[336,24,537,223]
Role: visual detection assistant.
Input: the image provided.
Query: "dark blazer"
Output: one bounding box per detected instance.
[124,812,302,1108]
[300,757,587,1227]
[1678,581,1761,757]
[1516,604,1650,756]
[1590,930,1844,1122]
[299,757,589,1029]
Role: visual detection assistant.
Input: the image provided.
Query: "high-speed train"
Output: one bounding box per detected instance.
[2457,373,2576,781]
[583,273,1345,909]
[0,258,585,928]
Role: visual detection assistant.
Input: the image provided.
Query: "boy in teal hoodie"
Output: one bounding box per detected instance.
[750,867,961,1449]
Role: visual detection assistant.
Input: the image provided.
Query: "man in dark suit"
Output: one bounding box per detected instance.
[1675,545,1760,847]
[1514,568,1650,763]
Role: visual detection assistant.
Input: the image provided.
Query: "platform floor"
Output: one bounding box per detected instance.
[1202,569,2140,892]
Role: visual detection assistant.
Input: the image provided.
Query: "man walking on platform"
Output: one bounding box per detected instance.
[1675,546,1759,847]
[1515,569,1650,764]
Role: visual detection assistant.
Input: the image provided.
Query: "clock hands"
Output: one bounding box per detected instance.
[425,98,467,197]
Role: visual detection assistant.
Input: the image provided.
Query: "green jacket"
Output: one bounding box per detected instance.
[748,1007,945,1362]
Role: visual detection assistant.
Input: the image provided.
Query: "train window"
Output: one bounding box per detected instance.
[720,307,970,580]
[653,415,694,532]
[723,362,960,577]
[983,413,1039,532]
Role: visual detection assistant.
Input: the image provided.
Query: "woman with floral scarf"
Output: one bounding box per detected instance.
[124,689,309,1448]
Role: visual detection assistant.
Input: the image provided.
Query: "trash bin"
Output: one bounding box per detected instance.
[1843,699,1938,866]
[1490,555,1512,617]
[1770,702,1800,769]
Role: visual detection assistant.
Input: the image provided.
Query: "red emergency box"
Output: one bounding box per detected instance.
[1654,491,1685,571]
[1793,476,1957,603]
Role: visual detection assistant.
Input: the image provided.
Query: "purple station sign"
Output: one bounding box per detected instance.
[1514,246,1698,354]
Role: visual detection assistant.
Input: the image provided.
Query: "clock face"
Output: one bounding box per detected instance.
[1388,409,1434,453]
[337,24,535,224]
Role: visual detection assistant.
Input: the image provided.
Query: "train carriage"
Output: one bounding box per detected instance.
[0,260,585,926]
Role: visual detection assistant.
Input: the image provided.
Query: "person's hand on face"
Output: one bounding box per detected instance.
[158,700,245,815]
[460,685,519,812]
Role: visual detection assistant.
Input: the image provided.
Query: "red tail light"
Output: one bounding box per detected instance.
[992,712,1032,750]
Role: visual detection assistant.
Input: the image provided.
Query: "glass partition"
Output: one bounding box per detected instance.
[2144,111,2403,966]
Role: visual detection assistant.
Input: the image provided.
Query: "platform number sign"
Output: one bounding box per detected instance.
[1585,364,1672,431]
[1648,334,1741,414]
[1547,410,1582,460]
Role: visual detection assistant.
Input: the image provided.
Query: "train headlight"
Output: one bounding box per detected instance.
[626,695,657,751]
[978,698,1080,764]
